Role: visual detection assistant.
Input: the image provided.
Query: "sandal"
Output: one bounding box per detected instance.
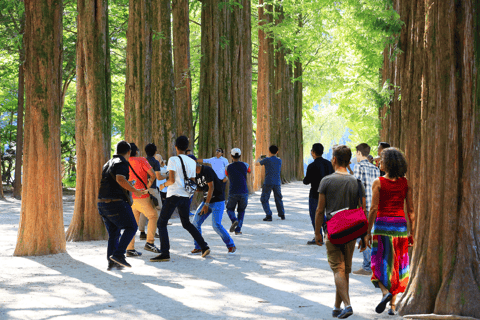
[388,304,396,315]
[376,292,392,313]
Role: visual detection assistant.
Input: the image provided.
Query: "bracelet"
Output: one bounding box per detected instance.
[204,203,210,207]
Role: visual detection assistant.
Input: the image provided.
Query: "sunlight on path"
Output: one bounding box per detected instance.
[0,182,402,320]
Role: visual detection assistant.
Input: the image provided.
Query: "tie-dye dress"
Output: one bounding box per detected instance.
[371,177,409,296]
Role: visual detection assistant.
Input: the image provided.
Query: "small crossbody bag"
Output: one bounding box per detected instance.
[178,155,197,196]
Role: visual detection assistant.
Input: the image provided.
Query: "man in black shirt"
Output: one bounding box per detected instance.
[191,162,236,254]
[98,141,147,269]
[303,143,334,245]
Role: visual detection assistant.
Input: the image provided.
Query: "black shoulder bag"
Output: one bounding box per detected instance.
[129,163,159,207]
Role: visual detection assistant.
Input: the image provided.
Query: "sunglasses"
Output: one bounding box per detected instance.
[216,149,222,153]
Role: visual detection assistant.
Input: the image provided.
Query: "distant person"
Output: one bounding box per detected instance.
[367,147,414,315]
[138,143,166,241]
[303,143,333,245]
[315,145,367,319]
[255,145,285,221]
[97,141,147,269]
[155,153,168,203]
[191,160,236,254]
[374,142,390,176]
[197,148,229,195]
[126,143,161,256]
[225,148,251,235]
[352,143,380,276]
[367,155,374,164]
[186,149,193,155]
[150,136,210,262]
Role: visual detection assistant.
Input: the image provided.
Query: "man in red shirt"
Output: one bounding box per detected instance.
[126,143,161,256]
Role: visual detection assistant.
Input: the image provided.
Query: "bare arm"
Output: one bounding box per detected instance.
[200,181,214,215]
[159,170,176,190]
[116,175,145,197]
[147,168,156,188]
[366,178,381,247]
[315,194,326,246]
[406,179,415,240]
[255,158,263,167]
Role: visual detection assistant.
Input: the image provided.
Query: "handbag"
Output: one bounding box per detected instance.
[177,155,197,196]
[128,163,160,209]
[326,179,368,245]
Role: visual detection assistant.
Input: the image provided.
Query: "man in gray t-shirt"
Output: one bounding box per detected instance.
[314,145,367,319]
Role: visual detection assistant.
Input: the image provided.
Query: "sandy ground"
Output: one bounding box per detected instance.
[0,181,403,320]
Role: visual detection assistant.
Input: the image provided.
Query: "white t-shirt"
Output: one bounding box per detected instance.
[166,154,196,198]
[203,156,229,180]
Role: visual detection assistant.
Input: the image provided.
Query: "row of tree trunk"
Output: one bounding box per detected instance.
[380,0,479,318]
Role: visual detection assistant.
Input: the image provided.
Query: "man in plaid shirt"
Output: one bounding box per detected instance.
[352,143,380,275]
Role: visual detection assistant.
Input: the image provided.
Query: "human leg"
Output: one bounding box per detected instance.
[177,197,209,250]
[210,202,235,248]
[138,213,147,232]
[135,197,159,244]
[98,211,120,260]
[235,193,248,232]
[272,185,285,217]
[226,194,239,222]
[308,197,318,231]
[192,202,211,249]
[157,196,180,255]
[260,184,273,217]
[127,200,143,250]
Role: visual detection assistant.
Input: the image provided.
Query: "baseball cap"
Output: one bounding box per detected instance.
[187,154,197,162]
[231,148,241,157]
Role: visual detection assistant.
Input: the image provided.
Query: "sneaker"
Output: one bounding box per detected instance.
[109,255,132,268]
[353,268,372,275]
[201,247,211,258]
[307,238,316,245]
[263,216,272,221]
[144,242,161,253]
[337,306,353,319]
[150,253,170,262]
[139,231,147,240]
[332,308,343,317]
[126,249,142,257]
[229,220,239,232]
[107,260,124,271]
[235,231,242,235]
[279,215,285,220]
[228,247,236,254]
[155,232,160,238]
[191,248,202,254]
[388,308,396,316]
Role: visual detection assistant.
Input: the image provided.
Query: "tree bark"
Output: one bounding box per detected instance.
[172,0,193,146]
[13,46,25,200]
[14,0,66,256]
[380,1,480,317]
[152,0,176,158]
[294,58,303,180]
[254,0,274,191]
[66,0,111,241]
[124,0,153,149]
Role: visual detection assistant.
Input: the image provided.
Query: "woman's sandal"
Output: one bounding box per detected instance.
[376,292,393,313]
[388,304,396,316]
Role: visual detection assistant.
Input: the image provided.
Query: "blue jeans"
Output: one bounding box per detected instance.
[357,238,372,271]
[261,184,285,217]
[226,193,248,232]
[309,197,326,236]
[193,201,235,249]
[157,196,208,255]
[98,200,138,260]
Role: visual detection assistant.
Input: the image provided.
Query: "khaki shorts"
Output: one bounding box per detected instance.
[326,239,356,274]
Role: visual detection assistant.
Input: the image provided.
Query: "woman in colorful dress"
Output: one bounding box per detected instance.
[366,147,415,315]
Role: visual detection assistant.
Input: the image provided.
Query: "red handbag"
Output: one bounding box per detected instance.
[326,180,368,245]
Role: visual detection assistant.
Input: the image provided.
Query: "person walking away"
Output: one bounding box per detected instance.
[126,143,161,256]
[314,145,368,319]
[352,143,380,275]
[151,136,210,262]
[255,145,285,221]
[138,143,167,240]
[366,147,415,315]
[225,148,251,235]
[303,143,334,245]
[98,141,147,269]
[374,142,390,176]
[197,147,229,197]
[191,160,236,254]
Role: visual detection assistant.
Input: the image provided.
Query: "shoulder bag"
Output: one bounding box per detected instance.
[178,155,197,196]
[326,179,368,245]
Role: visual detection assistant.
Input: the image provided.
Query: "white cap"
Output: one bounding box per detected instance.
[231,148,241,156]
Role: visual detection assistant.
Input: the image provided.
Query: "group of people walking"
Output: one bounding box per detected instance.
[97,135,414,319]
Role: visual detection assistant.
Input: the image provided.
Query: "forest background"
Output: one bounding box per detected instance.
[0,0,400,190]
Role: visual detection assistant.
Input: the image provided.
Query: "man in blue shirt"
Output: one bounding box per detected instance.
[255,145,285,221]
[225,148,251,234]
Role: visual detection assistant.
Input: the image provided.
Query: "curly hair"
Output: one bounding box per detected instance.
[381,147,408,178]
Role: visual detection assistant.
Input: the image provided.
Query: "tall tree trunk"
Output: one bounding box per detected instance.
[14,0,65,256]
[254,0,274,191]
[172,0,193,146]
[124,0,153,149]
[13,43,25,200]
[294,58,303,180]
[380,1,480,317]
[66,0,111,241]
[152,0,176,158]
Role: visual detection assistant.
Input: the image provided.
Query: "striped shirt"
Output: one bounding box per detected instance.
[353,159,380,211]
